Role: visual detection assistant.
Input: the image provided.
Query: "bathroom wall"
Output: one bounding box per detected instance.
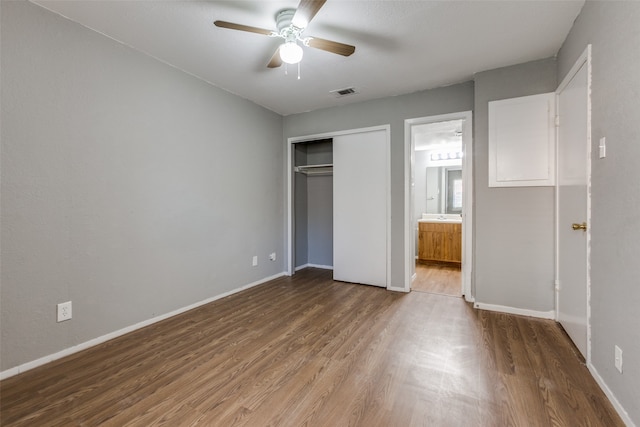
[413,150,430,255]
[425,167,441,214]
[414,150,430,219]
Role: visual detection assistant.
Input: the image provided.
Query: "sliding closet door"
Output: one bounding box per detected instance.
[333,129,387,287]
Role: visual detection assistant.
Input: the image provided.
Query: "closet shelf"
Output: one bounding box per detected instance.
[294,163,333,176]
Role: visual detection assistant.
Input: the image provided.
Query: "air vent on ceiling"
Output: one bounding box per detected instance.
[330,87,359,98]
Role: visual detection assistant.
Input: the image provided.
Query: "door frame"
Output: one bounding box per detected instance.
[286,125,392,290]
[555,45,592,362]
[404,111,473,298]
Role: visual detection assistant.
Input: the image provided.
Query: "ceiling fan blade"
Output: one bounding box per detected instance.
[267,48,283,68]
[292,0,327,28]
[307,37,355,56]
[214,21,273,36]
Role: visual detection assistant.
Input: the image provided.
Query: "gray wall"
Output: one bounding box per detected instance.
[5,5,637,422]
[294,147,309,267]
[1,2,284,371]
[557,2,640,423]
[307,176,333,266]
[473,58,557,312]
[305,141,333,267]
[284,82,475,288]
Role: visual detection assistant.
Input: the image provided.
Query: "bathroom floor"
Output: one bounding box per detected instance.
[412,262,461,297]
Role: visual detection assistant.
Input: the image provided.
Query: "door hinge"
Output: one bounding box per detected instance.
[555,115,560,127]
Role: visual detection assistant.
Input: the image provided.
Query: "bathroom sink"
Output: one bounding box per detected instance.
[419,213,462,223]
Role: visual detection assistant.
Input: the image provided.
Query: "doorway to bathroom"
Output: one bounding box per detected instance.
[404,112,473,299]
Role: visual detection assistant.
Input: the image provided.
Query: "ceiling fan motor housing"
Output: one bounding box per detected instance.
[275,8,308,47]
[276,9,297,33]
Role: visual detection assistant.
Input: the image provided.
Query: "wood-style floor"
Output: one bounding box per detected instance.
[412,262,462,297]
[1,268,623,426]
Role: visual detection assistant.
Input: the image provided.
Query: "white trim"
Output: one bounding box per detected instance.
[404,119,413,295]
[385,126,392,291]
[556,45,591,93]
[588,363,637,427]
[295,263,334,271]
[474,302,555,320]
[461,114,474,301]
[404,111,473,300]
[555,44,592,364]
[387,286,410,293]
[585,45,593,367]
[0,272,287,381]
[287,136,294,276]
[286,125,392,289]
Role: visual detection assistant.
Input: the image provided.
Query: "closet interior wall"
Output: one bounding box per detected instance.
[294,139,333,270]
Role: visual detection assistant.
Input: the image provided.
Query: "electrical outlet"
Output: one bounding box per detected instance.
[614,345,623,373]
[252,255,258,267]
[57,301,72,322]
[269,252,276,261]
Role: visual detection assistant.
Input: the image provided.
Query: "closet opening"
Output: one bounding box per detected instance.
[287,125,391,289]
[292,139,334,272]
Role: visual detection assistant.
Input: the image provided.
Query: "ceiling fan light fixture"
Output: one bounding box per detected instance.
[280,41,303,64]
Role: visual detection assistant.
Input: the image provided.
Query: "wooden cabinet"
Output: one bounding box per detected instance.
[418,222,462,264]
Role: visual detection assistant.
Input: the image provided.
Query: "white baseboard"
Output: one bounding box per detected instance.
[387,286,410,293]
[295,263,333,271]
[588,363,636,427]
[473,302,555,320]
[0,272,287,381]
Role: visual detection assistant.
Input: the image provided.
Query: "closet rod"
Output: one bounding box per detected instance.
[294,163,333,176]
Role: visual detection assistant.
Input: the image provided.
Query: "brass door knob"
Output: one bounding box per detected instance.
[572,222,587,231]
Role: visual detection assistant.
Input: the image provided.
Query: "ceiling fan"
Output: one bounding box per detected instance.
[214,0,356,69]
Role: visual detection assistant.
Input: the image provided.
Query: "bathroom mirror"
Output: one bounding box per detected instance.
[425,166,462,214]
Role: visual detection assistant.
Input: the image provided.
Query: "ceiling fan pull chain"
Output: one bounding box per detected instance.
[285,63,288,76]
[297,62,301,80]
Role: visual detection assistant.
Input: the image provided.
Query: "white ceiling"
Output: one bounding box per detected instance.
[32,0,584,116]
[414,119,462,151]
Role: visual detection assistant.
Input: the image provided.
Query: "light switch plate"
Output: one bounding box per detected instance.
[599,137,606,158]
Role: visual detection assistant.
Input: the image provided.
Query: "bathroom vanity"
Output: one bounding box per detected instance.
[418,215,462,264]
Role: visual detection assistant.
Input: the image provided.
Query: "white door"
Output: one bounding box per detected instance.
[333,129,387,287]
[557,56,590,357]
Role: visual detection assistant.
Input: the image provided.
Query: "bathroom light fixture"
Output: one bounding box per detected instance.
[279,41,303,64]
[431,151,463,161]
